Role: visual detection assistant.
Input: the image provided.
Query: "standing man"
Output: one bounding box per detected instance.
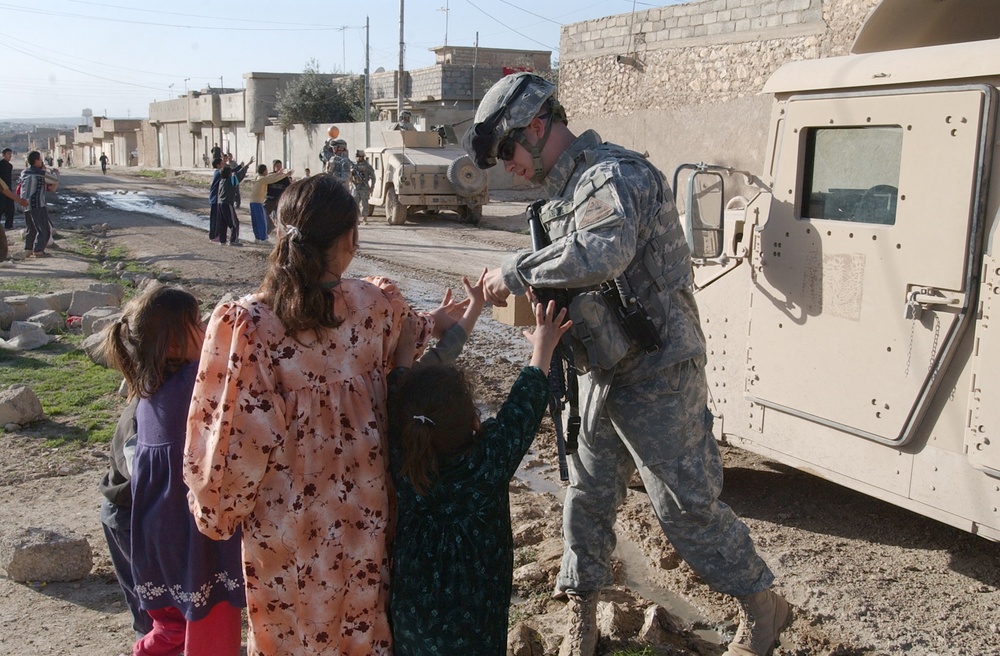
[350,150,375,224]
[393,110,414,131]
[1,148,14,230]
[99,152,109,174]
[463,73,790,656]
[325,139,352,184]
[208,157,224,242]
[0,175,29,261]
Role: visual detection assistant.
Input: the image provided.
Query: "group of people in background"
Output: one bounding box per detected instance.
[0,147,59,261]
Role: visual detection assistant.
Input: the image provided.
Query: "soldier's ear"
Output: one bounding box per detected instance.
[524,116,546,143]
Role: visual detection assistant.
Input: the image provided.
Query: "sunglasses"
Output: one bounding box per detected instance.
[497,132,518,161]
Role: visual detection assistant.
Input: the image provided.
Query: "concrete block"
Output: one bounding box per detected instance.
[40,291,73,313]
[0,527,94,582]
[0,385,44,426]
[3,295,49,322]
[27,310,63,334]
[87,282,125,305]
[9,321,43,338]
[82,307,121,337]
[68,290,119,317]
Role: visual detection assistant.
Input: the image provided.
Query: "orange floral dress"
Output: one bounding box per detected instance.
[184,278,431,655]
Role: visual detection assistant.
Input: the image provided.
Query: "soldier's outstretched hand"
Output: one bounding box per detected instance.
[483,267,511,306]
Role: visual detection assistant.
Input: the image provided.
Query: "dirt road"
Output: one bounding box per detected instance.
[1,170,998,656]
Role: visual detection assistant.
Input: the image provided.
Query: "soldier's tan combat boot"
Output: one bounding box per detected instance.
[723,589,791,656]
[558,592,599,656]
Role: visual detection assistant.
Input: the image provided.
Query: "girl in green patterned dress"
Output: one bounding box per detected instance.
[388,300,571,655]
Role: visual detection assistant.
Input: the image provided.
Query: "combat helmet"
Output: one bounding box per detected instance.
[462,72,565,182]
[331,139,347,151]
[355,150,366,158]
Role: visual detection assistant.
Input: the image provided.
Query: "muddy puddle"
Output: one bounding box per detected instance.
[95,190,208,231]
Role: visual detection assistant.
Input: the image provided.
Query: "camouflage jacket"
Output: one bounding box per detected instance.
[500,130,705,386]
[327,154,353,182]
[351,160,375,191]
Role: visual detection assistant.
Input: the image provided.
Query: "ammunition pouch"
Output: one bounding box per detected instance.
[568,291,632,372]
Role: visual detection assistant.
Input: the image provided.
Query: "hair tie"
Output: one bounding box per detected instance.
[413,415,436,426]
[282,224,302,242]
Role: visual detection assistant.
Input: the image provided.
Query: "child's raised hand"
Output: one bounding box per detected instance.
[457,268,488,336]
[427,288,470,338]
[525,300,572,374]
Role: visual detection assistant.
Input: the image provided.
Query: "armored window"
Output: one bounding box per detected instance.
[801,126,902,225]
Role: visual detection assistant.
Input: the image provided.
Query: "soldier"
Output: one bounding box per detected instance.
[350,150,375,224]
[393,110,414,131]
[325,139,352,184]
[463,72,791,656]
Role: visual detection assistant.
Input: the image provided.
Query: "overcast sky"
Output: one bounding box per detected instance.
[0,0,684,121]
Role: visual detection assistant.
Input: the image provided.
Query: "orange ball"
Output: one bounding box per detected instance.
[327,126,339,139]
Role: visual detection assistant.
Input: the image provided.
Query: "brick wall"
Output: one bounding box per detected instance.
[555,0,880,196]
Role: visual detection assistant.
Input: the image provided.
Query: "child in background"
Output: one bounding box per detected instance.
[388,298,572,656]
[217,166,240,246]
[248,163,292,243]
[103,285,245,656]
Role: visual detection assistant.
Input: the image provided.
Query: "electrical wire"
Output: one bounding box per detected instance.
[464,0,559,52]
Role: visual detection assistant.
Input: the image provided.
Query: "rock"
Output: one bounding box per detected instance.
[81,332,109,367]
[39,291,73,313]
[0,325,53,350]
[513,562,548,594]
[82,307,121,336]
[0,299,14,330]
[0,385,44,427]
[514,520,546,547]
[3,295,49,322]
[596,600,645,642]
[68,290,120,317]
[9,320,43,338]
[638,604,687,643]
[157,271,179,282]
[0,527,94,582]
[27,310,64,334]
[507,622,545,656]
[87,282,125,304]
[4,423,21,431]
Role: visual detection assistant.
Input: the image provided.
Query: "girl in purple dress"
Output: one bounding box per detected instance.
[103,285,245,656]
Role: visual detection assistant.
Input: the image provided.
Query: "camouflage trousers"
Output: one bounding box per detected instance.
[352,186,370,219]
[556,356,774,597]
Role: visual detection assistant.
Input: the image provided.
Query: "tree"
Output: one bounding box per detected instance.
[274,60,358,131]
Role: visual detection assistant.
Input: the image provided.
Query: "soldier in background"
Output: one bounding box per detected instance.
[325,139,352,184]
[350,150,375,225]
[393,110,415,131]
[463,72,791,656]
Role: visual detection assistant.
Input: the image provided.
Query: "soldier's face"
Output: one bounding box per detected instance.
[502,140,536,181]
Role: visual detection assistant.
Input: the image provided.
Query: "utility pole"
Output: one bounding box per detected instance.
[397,0,405,121]
[472,32,479,111]
[365,16,371,147]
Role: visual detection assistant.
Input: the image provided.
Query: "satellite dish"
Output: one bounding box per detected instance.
[375,67,386,73]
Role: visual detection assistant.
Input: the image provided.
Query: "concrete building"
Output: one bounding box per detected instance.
[69,117,142,168]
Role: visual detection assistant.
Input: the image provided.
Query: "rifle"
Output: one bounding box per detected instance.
[526,200,580,481]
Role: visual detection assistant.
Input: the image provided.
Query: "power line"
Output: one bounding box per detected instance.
[63,0,347,28]
[464,0,559,52]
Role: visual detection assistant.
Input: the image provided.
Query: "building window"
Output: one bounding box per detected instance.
[801,126,902,225]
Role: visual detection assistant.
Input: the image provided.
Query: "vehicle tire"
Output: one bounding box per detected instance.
[459,204,482,225]
[386,187,407,225]
[447,156,487,195]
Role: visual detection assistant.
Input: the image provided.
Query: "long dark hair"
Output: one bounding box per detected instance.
[102,285,201,399]
[390,365,479,494]
[258,175,358,336]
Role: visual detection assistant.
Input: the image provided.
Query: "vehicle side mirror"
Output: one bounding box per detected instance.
[684,170,725,258]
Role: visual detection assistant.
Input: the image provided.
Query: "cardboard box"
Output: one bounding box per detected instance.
[492,294,535,327]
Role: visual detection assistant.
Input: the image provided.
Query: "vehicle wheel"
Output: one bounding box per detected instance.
[459,204,482,225]
[386,187,407,225]
[447,156,487,195]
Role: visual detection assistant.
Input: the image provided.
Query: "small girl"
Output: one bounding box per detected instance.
[103,285,245,656]
[388,299,572,655]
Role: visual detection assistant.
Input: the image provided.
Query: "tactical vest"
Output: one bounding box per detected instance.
[537,143,693,341]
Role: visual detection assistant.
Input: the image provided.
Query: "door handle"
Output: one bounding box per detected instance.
[904,288,961,320]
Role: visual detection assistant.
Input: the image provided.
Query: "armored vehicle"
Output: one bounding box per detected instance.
[366,130,488,226]
[678,0,1000,541]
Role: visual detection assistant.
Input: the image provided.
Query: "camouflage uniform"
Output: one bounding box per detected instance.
[499,130,774,597]
[351,158,376,219]
[327,153,353,185]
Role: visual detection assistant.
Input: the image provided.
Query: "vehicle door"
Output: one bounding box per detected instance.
[747,86,995,445]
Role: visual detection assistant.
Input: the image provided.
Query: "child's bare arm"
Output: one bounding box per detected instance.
[393,315,418,368]
[524,300,572,375]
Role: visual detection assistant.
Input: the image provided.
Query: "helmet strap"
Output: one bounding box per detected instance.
[515,114,555,184]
